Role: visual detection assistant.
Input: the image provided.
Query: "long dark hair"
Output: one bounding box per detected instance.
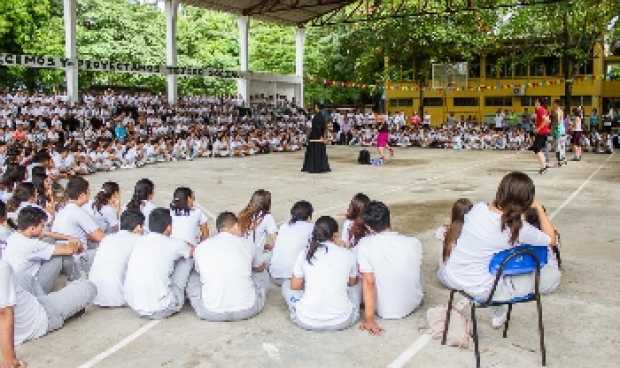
[346,193,370,220]
[238,189,271,235]
[31,167,49,209]
[126,178,154,212]
[0,165,26,192]
[93,182,120,213]
[442,198,473,262]
[306,216,339,265]
[494,171,535,245]
[289,200,313,224]
[170,186,193,216]
[8,182,36,212]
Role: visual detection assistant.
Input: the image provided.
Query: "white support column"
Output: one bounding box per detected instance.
[63,0,78,105]
[237,16,250,106]
[295,27,305,108]
[165,0,178,106]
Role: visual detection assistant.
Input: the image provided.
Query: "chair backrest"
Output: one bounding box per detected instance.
[489,245,548,276]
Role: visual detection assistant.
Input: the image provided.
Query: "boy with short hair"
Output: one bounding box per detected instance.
[357,201,423,336]
[124,208,193,319]
[4,207,82,293]
[187,212,267,321]
[89,210,145,307]
[51,176,105,273]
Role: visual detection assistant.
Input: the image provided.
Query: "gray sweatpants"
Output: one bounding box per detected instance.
[186,271,268,321]
[16,272,96,333]
[36,256,81,294]
[281,279,361,331]
[145,258,194,320]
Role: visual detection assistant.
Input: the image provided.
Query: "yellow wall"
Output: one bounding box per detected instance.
[386,44,620,125]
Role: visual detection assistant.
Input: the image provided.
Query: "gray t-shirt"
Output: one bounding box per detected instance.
[0,261,48,345]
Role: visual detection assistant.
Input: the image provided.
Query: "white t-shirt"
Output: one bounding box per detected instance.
[194,232,261,313]
[357,231,424,319]
[51,202,100,246]
[444,202,551,298]
[83,202,119,234]
[89,231,141,307]
[0,261,48,345]
[171,208,208,245]
[341,219,354,245]
[3,232,55,276]
[269,221,313,279]
[124,232,191,315]
[293,242,357,328]
[245,213,278,259]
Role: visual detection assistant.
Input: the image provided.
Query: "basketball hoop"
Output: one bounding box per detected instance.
[432,62,468,90]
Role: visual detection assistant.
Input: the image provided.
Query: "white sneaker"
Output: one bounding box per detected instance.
[491,305,509,329]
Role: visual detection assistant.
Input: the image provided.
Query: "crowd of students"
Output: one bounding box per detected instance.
[0,163,563,366]
[0,91,309,176]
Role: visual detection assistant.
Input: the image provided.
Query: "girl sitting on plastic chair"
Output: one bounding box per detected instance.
[440,172,561,328]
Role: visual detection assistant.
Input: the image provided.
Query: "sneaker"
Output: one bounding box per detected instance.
[491,305,509,329]
[538,167,548,175]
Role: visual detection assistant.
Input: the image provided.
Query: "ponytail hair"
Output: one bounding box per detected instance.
[442,198,473,262]
[238,189,272,235]
[170,186,193,216]
[127,178,154,212]
[306,216,338,265]
[495,171,535,245]
[93,182,120,213]
[289,200,313,224]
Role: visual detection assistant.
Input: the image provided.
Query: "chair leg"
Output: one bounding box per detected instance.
[536,294,547,367]
[471,303,480,368]
[441,290,455,345]
[502,304,513,338]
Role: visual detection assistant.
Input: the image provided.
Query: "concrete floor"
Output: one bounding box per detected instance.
[16,146,620,368]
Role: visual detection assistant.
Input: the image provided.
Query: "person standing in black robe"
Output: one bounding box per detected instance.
[301,105,331,173]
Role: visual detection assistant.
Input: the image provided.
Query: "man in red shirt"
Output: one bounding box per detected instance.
[532,98,551,174]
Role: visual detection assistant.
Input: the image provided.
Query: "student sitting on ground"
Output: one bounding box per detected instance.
[0,247,96,348]
[51,177,105,274]
[169,187,209,246]
[187,211,267,321]
[238,190,278,265]
[89,210,145,307]
[83,182,121,235]
[3,207,83,293]
[124,208,193,319]
[357,201,424,336]
[269,201,314,286]
[125,178,156,233]
[435,198,473,288]
[341,193,370,247]
[281,216,360,331]
[442,171,561,329]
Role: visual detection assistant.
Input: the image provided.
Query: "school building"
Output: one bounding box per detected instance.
[385,43,620,126]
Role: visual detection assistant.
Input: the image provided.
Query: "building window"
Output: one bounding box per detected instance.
[423,97,444,106]
[531,60,545,76]
[521,96,551,106]
[389,98,414,107]
[485,55,498,78]
[571,96,593,106]
[514,62,528,77]
[485,96,513,106]
[468,57,480,78]
[544,57,560,76]
[453,97,479,106]
[576,58,594,75]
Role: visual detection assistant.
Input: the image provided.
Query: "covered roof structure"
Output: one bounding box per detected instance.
[182,0,356,25]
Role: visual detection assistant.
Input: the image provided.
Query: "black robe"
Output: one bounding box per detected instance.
[301,112,331,173]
